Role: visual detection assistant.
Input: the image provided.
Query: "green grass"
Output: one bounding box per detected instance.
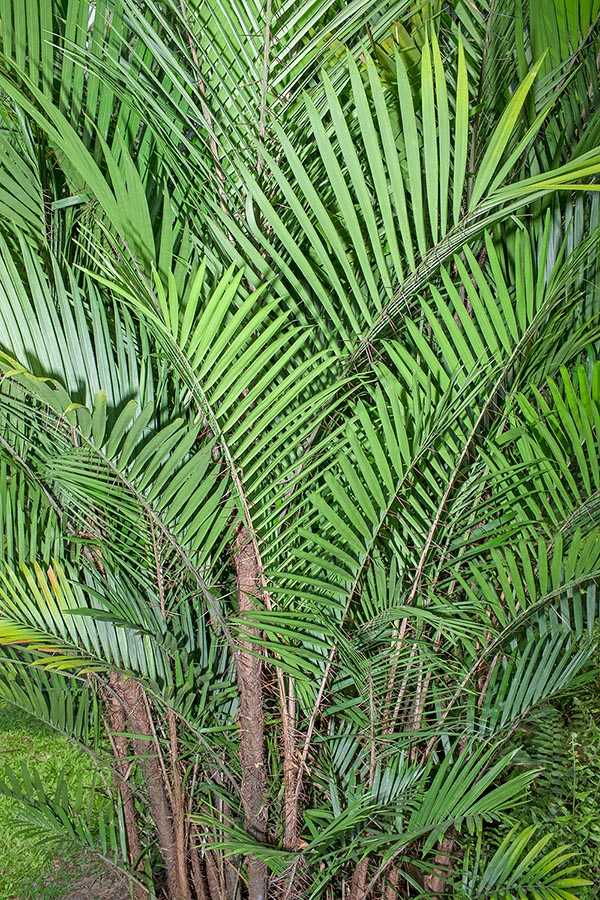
[0,699,96,900]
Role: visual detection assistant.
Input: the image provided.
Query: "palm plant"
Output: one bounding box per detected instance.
[1,0,600,897]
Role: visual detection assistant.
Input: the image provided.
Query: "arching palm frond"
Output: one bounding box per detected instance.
[1,2,600,898]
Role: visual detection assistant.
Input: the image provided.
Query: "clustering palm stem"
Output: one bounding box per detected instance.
[1,2,600,900]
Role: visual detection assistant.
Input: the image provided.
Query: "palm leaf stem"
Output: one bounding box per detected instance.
[385,291,599,725]
[0,371,231,644]
[177,0,230,215]
[422,573,600,759]
[0,431,66,525]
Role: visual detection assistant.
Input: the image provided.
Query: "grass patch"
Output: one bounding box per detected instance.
[0,699,96,900]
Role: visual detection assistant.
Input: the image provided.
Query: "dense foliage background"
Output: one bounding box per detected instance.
[1,0,600,897]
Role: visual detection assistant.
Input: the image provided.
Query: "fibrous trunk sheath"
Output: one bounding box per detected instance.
[115,676,192,900]
[235,524,268,900]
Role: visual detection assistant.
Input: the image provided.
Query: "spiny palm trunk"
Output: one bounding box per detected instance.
[235,523,268,900]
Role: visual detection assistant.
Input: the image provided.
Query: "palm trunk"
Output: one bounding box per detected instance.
[103,674,144,870]
[424,831,456,899]
[189,841,209,900]
[234,524,268,900]
[385,867,400,899]
[279,683,300,900]
[206,848,226,900]
[282,679,298,851]
[117,677,192,900]
[348,858,369,900]
[167,708,192,899]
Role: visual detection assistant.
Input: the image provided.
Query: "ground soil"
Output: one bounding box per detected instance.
[60,865,132,900]
[27,853,134,900]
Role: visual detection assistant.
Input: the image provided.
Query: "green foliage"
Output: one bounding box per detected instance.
[0,1,599,898]
[559,693,600,895]
[527,685,600,898]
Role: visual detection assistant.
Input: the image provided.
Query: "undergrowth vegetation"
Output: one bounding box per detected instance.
[1,0,600,898]
[0,700,95,899]
[554,682,600,893]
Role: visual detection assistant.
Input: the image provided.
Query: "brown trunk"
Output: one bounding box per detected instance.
[116,676,191,900]
[167,708,192,899]
[224,853,242,900]
[349,857,369,900]
[278,686,299,900]
[234,524,268,900]
[424,831,456,898]
[103,674,144,870]
[188,826,210,900]
[189,823,212,900]
[384,867,400,899]
[282,681,298,853]
[206,849,225,900]
[190,855,208,900]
